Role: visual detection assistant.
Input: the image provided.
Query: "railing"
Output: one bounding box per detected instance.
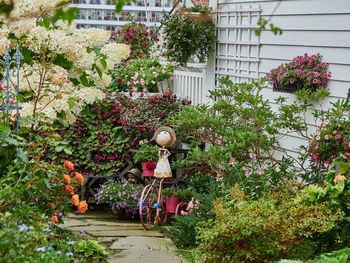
[173,62,208,105]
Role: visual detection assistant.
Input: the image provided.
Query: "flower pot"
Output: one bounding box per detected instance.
[141,161,156,177]
[273,81,303,93]
[165,195,181,214]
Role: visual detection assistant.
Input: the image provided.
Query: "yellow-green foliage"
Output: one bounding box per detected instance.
[196,185,344,262]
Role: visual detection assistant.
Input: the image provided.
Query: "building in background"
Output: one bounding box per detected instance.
[70,0,172,30]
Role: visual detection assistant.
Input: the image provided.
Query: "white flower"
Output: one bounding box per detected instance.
[101,43,130,65]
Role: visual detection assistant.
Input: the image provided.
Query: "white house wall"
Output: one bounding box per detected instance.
[214,0,350,158]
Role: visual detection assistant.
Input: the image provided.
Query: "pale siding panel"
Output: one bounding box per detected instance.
[260,45,350,65]
[218,0,350,16]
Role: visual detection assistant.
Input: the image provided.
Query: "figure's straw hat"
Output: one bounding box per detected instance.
[151,126,177,148]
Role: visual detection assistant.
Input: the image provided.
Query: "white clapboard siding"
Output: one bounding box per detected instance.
[213,0,350,161]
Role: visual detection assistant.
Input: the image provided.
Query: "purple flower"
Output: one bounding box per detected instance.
[66,252,74,256]
[67,241,75,245]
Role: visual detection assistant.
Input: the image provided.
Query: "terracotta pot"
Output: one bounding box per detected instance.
[141,162,156,177]
[165,195,181,214]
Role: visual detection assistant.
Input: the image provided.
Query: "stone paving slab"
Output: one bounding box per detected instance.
[68,225,143,232]
[86,229,164,238]
[63,212,186,262]
[67,212,116,219]
[61,218,88,228]
[85,219,141,227]
[109,236,184,263]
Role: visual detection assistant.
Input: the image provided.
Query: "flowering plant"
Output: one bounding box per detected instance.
[119,91,190,142]
[162,6,216,65]
[110,58,174,92]
[308,120,350,167]
[111,20,159,61]
[0,1,130,128]
[134,142,159,162]
[96,181,143,212]
[268,53,331,100]
[55,96,131,177]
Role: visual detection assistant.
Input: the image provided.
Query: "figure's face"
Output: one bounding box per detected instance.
[156,131,171,146]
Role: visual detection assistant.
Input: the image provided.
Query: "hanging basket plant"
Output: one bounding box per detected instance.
[268,53,331,101]
[162,5,216,66]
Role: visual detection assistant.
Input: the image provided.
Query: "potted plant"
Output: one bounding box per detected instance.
[110,58,174,93]
[268,53,331,100]
[162,186,192,214]
[162,5,216,65]
[134,142,159,177]
[95,181,143,219]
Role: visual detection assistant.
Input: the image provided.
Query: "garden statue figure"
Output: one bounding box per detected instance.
[151,126,176,179]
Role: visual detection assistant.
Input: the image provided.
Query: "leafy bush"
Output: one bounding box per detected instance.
[171,77,306,196]
[56,96,131,177]
[120,91,190,142]
[110,58,174,92]
[307,100,350,167]
[162,6,216,65]
[196,185,343,262]
[166,174,222,248]
[134,142,159,162]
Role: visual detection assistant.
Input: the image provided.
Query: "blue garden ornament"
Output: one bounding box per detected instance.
[0,46,23,134]
[153,202,161,209]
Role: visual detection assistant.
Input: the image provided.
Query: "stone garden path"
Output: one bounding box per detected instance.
[63,212,186,263]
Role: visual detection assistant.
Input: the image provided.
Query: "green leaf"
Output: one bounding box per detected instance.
[55,146,64,152]
[53,7,79,25]
[63,148,72,155]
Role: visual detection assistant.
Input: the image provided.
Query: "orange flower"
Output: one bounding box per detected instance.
[51,215,59,224]
[77,200,88,213]
[65,186,74,194]
[64,160,74,171]
[75,172,84,186]
[71,194,79,206]
[27,182,32,189]
[334,174,346,182]
[63,174,71,185]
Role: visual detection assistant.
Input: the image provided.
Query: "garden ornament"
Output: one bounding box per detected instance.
[151,126,177,224]
[151,126,176,179]
[125,168,142,184]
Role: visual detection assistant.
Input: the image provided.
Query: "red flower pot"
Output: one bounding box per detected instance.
[165,195,181,214]
[141,162,156,177]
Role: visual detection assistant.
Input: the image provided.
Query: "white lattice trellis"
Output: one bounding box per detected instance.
[215,6,261,83]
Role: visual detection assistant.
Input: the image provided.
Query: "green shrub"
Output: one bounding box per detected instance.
[171,77,307,197]
[134,143,159,162]
[195,185,343,262]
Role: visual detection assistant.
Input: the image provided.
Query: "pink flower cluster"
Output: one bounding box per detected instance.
[308,121,350,166]
[268,53,331,93]
[112,21,159,61]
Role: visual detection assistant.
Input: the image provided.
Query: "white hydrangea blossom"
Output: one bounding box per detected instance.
[1,0,130,126]
[74,28,111,48]
[74,87,106,105]
[101,43,131,65]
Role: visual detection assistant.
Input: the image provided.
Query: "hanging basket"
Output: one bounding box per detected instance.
[273,81,303,93]
[179,8,212,22]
